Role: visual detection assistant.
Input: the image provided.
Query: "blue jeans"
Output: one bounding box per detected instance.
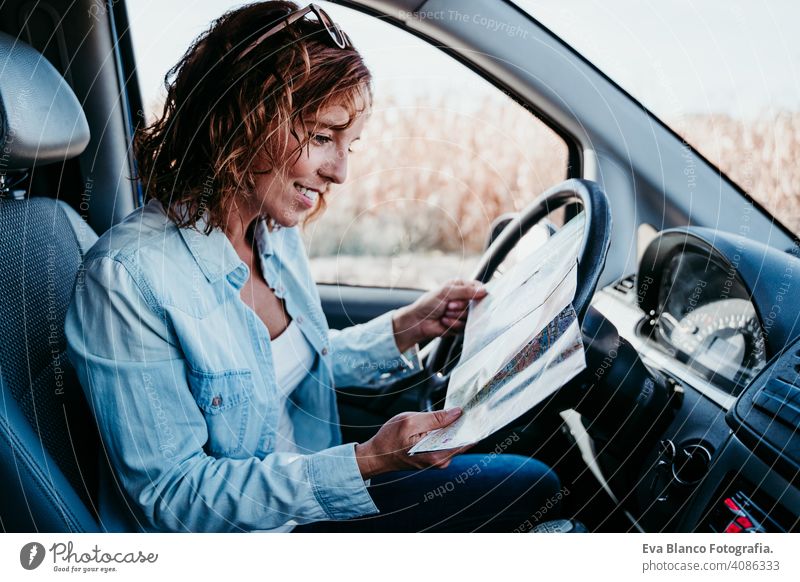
[294,454,561,532]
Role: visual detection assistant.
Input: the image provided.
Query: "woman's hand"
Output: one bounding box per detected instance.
[392,279,488,352]
[355,408,470,478]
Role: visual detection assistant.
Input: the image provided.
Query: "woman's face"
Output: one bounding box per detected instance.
[251,103,366,228]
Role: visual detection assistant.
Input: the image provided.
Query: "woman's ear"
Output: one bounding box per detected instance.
[252,153,273,174]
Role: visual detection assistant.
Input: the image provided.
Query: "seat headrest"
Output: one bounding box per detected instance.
[0,31,90,170]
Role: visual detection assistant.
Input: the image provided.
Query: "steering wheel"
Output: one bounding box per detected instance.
[419,179,612,411]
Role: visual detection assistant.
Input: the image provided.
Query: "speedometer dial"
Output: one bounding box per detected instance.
[667,298,767,386]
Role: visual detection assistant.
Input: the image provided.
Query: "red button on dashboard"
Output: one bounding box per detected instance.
[725,522,742,533]
[724,498,741,512]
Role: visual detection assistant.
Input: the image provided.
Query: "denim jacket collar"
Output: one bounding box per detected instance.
[254,218,275,258]
[172,201,275,284]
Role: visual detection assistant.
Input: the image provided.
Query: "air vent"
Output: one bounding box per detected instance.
[753,377,800,427]
[727,334,800,482]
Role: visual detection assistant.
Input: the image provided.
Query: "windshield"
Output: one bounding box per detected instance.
[515,0,800,236]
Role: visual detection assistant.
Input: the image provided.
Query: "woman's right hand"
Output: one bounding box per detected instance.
[354,408,468,479]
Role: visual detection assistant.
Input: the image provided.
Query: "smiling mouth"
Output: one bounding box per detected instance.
[295,183,320,208]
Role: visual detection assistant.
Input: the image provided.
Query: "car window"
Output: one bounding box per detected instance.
[516,0,800,237]
[126,0,569,290]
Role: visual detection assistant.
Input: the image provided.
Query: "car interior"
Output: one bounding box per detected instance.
[1,0,798,533]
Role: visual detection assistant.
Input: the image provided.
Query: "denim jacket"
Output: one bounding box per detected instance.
[65,199,419,532]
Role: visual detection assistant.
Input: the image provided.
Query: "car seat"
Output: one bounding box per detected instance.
[0,30,101,532]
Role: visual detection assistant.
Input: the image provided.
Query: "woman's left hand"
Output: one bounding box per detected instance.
[392,279,488,353]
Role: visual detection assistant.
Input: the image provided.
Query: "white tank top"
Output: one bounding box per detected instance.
[250,320,315,533]
[270,319,315,453]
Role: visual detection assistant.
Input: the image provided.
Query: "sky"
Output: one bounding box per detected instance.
[125,0,800,120]
[517,0,800,118]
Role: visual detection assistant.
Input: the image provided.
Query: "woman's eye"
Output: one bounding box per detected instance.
[313,134,333,145]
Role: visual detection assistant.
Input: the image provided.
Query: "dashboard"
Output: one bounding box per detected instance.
[651,249,767,396]
[587,226,800,532]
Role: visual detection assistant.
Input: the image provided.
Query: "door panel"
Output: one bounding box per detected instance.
[319,284,423,329]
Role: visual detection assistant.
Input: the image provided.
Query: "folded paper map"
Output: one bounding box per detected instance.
[409,214,587,454]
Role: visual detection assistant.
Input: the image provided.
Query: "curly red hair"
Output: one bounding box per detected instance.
[134,1,372,233]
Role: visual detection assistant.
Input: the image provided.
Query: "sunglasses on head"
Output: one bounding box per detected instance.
[235,3,351,63]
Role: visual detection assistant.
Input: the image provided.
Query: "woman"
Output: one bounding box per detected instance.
[65,1,560,532]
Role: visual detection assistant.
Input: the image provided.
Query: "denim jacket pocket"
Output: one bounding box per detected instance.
[188,368,253,457]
